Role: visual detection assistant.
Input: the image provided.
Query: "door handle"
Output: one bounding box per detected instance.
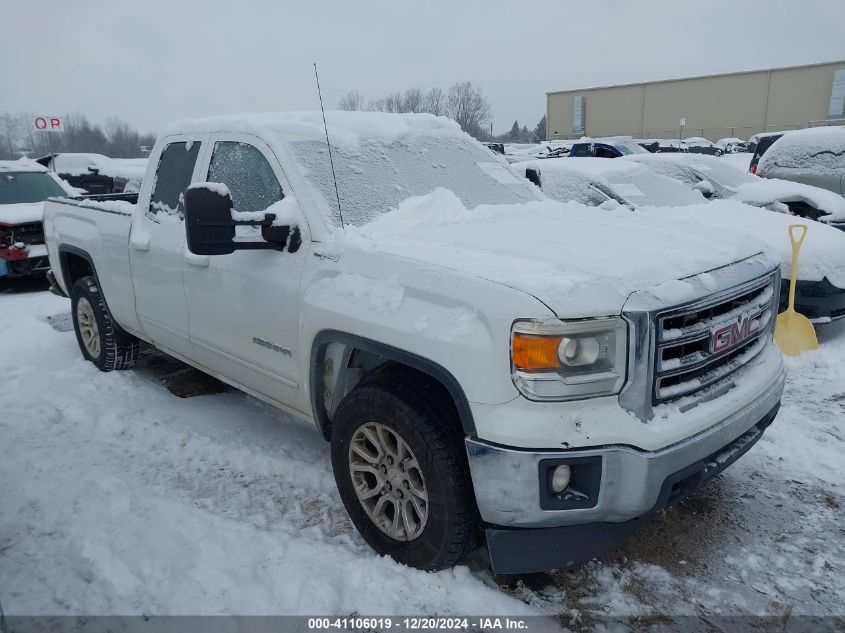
[184,251,210,268]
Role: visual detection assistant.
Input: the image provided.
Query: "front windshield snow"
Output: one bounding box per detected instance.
[290,135,540,226]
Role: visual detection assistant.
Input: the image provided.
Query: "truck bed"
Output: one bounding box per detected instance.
[44,192,143,336]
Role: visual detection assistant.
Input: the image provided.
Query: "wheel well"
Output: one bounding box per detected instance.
[310,333,475,441]
[59,249,96,289]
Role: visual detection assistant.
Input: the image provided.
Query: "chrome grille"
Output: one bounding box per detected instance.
[652,273,778,404]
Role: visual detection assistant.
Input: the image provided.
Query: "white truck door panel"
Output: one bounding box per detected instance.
[183,137,308,413]
[129,138,203,359]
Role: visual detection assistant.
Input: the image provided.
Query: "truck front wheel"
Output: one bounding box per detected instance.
[71,276,139,372]
[331,374,479,570]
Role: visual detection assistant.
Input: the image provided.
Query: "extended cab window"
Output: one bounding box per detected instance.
[207,142,283,212]
[149,141,201,217]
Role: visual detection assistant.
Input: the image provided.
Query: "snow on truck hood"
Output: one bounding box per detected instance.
[332,188,770,317]
[0,202,44,225]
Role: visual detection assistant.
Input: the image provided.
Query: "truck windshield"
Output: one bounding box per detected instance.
[290,135,541,226]
[0,172,67,204]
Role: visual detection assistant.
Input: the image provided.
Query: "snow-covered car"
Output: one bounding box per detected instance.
[36,153,148,194]
[682,137,724,156]
[521,157,845,322]
[624,153,845,230]
[716,137,748,153]
[0,158,72,280]
[756,126,845,197]
[747,132,785,174]
[568,137,649,158]
[44,112,786,574]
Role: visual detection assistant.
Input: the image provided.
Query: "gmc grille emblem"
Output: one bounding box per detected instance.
[710,309,763,354]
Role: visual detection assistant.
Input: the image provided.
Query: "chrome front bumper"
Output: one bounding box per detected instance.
[465,366,785,529]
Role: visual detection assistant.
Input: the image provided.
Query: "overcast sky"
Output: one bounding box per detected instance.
[3,0,845,135]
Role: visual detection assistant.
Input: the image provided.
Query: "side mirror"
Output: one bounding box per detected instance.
[692,180,715,198]
[184,182,300,256]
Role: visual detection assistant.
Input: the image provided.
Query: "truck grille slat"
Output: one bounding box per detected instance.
[653,274,778,404]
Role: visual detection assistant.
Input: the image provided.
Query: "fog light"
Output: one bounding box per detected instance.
[551,465,571,493]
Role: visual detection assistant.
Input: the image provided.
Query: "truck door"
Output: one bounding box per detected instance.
[182,137,308,414]
[129,138,203,360]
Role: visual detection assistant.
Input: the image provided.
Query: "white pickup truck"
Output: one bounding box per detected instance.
[44,112,786,574]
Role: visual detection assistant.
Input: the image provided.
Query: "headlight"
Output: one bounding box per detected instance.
[511,318,628,401]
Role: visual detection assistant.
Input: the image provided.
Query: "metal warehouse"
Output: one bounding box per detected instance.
[546,59,845,141]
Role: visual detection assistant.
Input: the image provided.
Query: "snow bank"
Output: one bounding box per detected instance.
[718,152,752,172]
[0,292,537,616]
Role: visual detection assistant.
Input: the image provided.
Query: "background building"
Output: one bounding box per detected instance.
[546,60,845,141]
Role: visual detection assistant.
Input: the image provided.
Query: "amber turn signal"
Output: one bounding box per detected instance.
[512,333,562,370]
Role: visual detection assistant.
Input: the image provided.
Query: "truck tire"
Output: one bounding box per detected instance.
[70,276,139,372]
[331,373,479,570]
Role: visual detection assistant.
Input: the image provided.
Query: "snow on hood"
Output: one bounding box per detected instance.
[328,188,770,317]
[0,202,44,225]
[637,200,845,287]
[733,178,845,222]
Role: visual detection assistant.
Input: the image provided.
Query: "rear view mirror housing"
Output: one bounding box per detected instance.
[184,183,300,255]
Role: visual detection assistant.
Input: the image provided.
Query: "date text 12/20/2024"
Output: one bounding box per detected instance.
[308,617,530,630]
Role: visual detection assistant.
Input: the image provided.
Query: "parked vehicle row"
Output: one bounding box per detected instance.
[43,111,787,574]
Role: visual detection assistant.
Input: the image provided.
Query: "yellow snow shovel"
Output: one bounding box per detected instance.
[774,224,819,356]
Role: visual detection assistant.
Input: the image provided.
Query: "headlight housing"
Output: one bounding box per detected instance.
[511,318,628,401]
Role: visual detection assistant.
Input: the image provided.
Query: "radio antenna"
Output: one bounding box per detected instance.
[313,62,345,228]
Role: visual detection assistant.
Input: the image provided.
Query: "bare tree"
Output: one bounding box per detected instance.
[445,82,491,135]
[402,87,424,113]
[338,89,364,111]
[423,88,446,116]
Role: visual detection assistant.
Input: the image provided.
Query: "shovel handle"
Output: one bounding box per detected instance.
[786,224,808,312]
[789,224,807,249]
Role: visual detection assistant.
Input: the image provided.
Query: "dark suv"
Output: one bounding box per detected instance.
[748,133,784,174]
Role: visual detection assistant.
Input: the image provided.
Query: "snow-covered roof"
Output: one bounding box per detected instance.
[757,126,845,173]
[162,111,466,152]
[520,157,704,208]
[0,158,48,173]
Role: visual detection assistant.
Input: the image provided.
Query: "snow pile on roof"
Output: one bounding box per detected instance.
[638,200,845,286]
[0,158,48,173]
[329,188,769,317]
[733,178,845,221]
[758,126,845,173]
[164,110,466,153]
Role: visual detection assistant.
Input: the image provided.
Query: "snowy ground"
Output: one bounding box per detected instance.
[1,287,843,625]
[719,152,753,172]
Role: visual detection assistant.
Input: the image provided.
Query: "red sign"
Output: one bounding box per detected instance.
[33,116,63,132]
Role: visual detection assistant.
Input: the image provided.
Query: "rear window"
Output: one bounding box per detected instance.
[0,172,67,204]
[149,141,201,217]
